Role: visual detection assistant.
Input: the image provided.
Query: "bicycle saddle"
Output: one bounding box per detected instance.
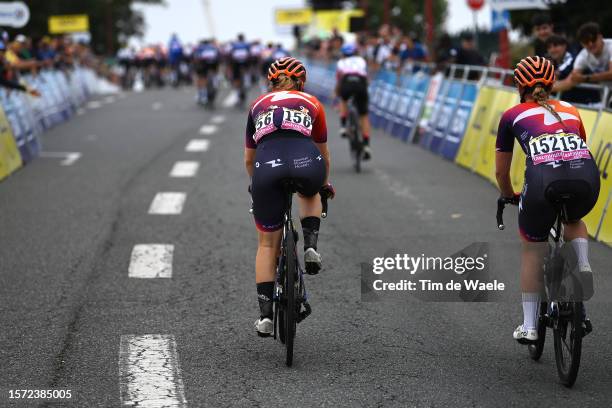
[544,180,591,204]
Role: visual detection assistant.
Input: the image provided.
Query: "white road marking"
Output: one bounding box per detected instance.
[148,192,186,215]
[87,100,102,109]
[375,169,434,220]
[210,115,225,124]
[76,108,86,115]
[170,161,199,178]
[39,151,82,166]
[119,335,187,407]
[118,93,127,99]
[86,134,98,141]
[152,102,163,110]
[198,124,217,135]
[128,244,174,278]
[104,96,116,104]
[185,139,210,152]
[451,213,463,219]
[223,91,238,107]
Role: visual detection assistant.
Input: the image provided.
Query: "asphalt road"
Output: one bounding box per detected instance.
[1,86,611,407]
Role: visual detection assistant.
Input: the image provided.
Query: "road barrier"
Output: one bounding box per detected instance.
[305,60,611,245]
[0,66,112,182]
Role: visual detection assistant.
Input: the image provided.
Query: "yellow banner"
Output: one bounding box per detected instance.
[48,14,89,34]
[313,9,364,33]
[583,111,612,242]
[0,105,22,181]
[455,86,518,185]
[455,86,496,170]
[275,8,313,26]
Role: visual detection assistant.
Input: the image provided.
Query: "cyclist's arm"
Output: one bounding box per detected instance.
[245,147,256,177]
[495,152,514,197]
[495,111,515,197]
[245,114,257,177]
[316,142,330,184]
[312,102,330,183]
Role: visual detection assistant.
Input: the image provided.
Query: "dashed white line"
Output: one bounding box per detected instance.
[87,100,102,109]
[210,115,225,124]
[148,192,186,215]
[152,102,163,111]
[128,244,174,278]
[119,334,187,407]
[223,92,238,108]
[104,96,116,104]
[185,139,210,152]
[76,108,86,115]
[198,125,217,135]
[169,161,199,178]
[39,151,82,166]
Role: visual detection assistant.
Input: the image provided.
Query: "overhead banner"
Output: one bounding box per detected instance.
[275,8,313,26]
[48,14,90,34]
[490,0,548,10]
[0,1,29,28]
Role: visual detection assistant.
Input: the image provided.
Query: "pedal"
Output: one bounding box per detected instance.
[297,301,312,323]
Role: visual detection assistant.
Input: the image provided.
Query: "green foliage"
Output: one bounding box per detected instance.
[361,0,448,39]
[12,0,163,54]
[509,0,612,40]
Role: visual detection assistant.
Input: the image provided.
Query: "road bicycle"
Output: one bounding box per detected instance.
[497,189,592,387]
[273,182,329,366]
[345,96,365,173]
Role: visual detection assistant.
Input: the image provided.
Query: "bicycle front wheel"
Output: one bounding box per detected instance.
[553,301,583,387]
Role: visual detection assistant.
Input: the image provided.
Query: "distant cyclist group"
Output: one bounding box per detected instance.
[116,33,291,107]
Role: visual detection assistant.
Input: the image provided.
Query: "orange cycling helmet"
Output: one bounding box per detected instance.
[514,56,555,88]
[267,57,306,82]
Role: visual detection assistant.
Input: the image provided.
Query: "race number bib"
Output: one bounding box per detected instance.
[253,109,276,141]
[528,132,590,165]
[232,48,248,61]
[280,107,312,136]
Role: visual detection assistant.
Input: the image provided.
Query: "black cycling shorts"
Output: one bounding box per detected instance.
[518,157,600,242]
[195,61,218,76]
[339,75,369,115]
[231,62,249,82]
[252,132,326,232]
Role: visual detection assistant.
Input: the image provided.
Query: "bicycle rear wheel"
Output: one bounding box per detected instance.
[553,301,583,387]
[284,225,298,367]
[348,108,362,173]
[528,301,548,361]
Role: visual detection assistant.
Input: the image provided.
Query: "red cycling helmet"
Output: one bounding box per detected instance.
[267,57,306,82]
[514,56,555,88]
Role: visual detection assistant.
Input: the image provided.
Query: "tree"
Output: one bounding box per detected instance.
[10,0,163,55]
[363,0,447,40]
[509,0,612,41]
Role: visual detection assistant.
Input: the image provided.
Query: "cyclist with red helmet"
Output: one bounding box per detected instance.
[244,57,335,336]
[495,56,600,343]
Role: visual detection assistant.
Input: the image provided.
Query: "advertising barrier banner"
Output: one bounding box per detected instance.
[583,112,612,241]
[0,104,22,181]
[439,83,478,161]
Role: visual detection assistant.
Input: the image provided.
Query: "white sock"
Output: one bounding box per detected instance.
[522,292,540,330]
[571,238,590,271]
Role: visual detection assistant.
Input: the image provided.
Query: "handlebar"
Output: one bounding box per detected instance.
[496,196,519,230]
[321,193,329,218]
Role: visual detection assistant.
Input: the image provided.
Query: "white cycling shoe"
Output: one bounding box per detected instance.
[304,247,322,275]
[513,324,538,344]
[254,317,273,337]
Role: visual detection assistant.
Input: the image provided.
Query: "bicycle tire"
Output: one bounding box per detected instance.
[553,301,582,387]
[348,107,362,173]
[528,301,548,361]
[284,224,298,367]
